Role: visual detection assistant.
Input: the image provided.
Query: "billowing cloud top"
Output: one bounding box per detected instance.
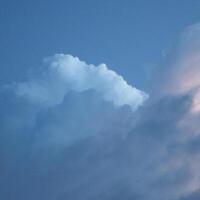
[15,54,148,110]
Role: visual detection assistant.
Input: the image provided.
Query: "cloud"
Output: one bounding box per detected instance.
[1,24,200,200]
[1,93,193,200]
[14,54,148,111]
[152,23,200,113]
[146,23,200,199]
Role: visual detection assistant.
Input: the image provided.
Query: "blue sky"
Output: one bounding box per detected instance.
[1,0,200,89]
[1,1,200,200]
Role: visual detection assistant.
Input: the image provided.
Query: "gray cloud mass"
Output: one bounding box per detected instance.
[1,24,200,200]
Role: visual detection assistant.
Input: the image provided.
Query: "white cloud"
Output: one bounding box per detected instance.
[15,54,148,111]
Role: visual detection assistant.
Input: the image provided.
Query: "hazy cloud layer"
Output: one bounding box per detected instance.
[1,24,200,200]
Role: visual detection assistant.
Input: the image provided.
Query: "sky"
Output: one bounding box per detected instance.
[1,1,200,200]
[1,0,200,88]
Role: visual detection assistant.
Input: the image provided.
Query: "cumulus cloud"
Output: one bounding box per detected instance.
[15,54,148,111]
[2,24,200,200]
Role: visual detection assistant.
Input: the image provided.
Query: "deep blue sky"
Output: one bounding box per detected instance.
[1,0,200,89]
